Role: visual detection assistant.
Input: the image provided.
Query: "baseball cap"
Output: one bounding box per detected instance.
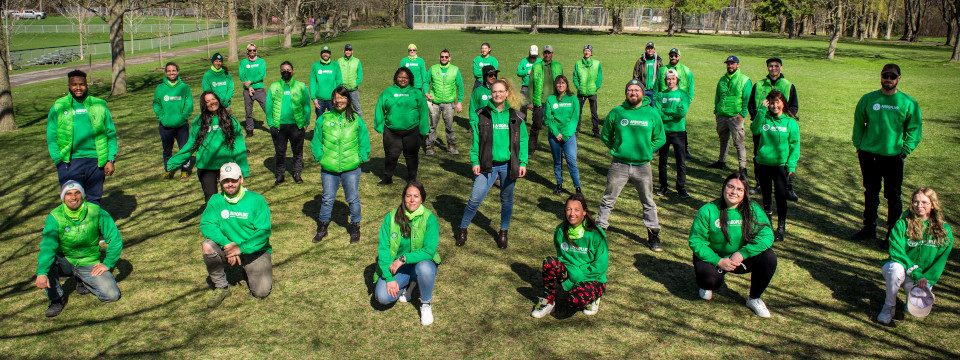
[669,48,679,55]
[529,45,539,56]
[481,65,500,78]
[212,53,223,62]
[881,63,901,76]
[543,45,554,53]
[665,69,679,78]
[321,45,331,53]
[407,43,417,50]
[584,45,593,51]
[219,162,243,182]
[625,79,644,91]
[766,57,783,65]
[645,41,655,48]
[906,285,934,317]
[344,44,353,50]
[725,55,740,63]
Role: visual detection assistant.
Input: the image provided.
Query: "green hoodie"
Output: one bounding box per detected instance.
[573,58,603,96]
[201,189,272,254]
[239,57,266,89]
[309,58,343,101]
[852,90,922,157]
[311,109,371,173]
[553,223,608,291]
[425,63,464,103]
[601,101,666,165]
[376,208,441,282]
[400,56,428,90]
[469,83,492,123]
[750,111,800,171]
[37,203,122,275]
[202,67,235,108]
[688,199,773,266]
[46,95,118,166]
[470,103,529,167]
[166,115,250,174]
[655,62,694,98]
[544,94,580,139]
[374,85,429,134]
[714,69,751,118]
[152,78,194,128]
[515,57,542,87]
[652,89,691,133]
[885,214,954,285]
[472,55,499,82]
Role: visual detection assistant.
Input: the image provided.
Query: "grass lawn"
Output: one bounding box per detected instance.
[1,27,959,358]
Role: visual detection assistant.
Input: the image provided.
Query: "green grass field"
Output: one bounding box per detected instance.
[1,27,959,358]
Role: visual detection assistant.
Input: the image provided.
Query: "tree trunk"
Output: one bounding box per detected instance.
[945,19,956,46]
[282,1,295,48]
[871,11,881,38]
[886,0,896,39]
[0,20,15,132]
[788,15,797,38]
[530,5,538,34]
[299,17,308,46]
[952,23,960,60]
[610,7,623,34]
[558,5,565,30]
[828,2,843,59]
[251,2,259,29]
[108,3,126,96]
[779,13,786,35]
[228,0,238,62]
[858,5,867,41]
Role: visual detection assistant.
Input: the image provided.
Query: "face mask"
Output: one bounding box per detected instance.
[281,71,292,81]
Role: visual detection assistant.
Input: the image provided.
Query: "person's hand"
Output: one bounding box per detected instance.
[472,165,481,176]
[91,263,109,276]
[269,127,279,136]
[248,88,255,97]
[455,102,462,113]
[761,99,770,108]
[728,252,744,267]
[243,81,252,87]
[314,99,321,109]
[425,93,433,102]
[717,258,737,272]
[386,281,400,298]
[918,277,930,289]
[36,275,49,289]
[527,104,534,110]
[104,161,115,176]
[556,134,563,141]
[788,171,794,177]
[518,166,527,178]
[389,258,404,274]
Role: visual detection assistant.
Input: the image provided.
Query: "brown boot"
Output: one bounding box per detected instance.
[447,143,459,155]
[496,230,509,249]
[425,145,435,156]
[455,228,468,246]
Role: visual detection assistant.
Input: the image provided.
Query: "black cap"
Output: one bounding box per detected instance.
[766,57,782,65]
[881,63,901,76]
[345,44,353,50]
[646,42,655,48]
[626,79,645,91]
[669,48,679,55]
[481,65,500,78]
[211,53,223,62]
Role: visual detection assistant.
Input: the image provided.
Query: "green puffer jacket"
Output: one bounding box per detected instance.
[311,109,371,172]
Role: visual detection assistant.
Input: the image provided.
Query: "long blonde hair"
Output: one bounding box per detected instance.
[906,187,948,245]
[491,79,526,111]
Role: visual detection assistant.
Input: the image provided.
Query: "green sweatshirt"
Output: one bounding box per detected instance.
[309,59,343,101]
[688,199,774,266]
[656,62,694,98]
[544,94,580,139]
[202,67,235,108]
[470,103,529,167]
[152,78,194,128]
[337,56,363,91]
[37,203,122,275]
[201,189,272,254]
[553,223,608,291]
[400,56,428,90]
[374,85,429,134]
[46,96,118,165]
[469,84,492,123]
[750,111,800,171]
[652,89,691,133]
[376,209,440,282]
[573,58,603,96]
[886,215,954,285]
[472,55,499,82]
[425,63,465,103]
[601,101,666,165]
[239,57,266,89]
[167,115,249,174]
[515,57,542,87]
[852,90,922,157]
[714,69,751,118]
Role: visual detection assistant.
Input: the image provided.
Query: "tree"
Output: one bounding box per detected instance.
[935,0,957,46]
[228,0,238,62]
[900,0,925,42]
[126,8,147,55]
[827,0,846,59]
[281,0,302,48]
[603,0,628,34]
[61,0,93,60]
[0,0,29,132]
[884,0,896,39]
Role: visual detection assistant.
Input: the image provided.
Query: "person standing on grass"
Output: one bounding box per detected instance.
[688,172,776,318]
[200,163,273,308]
[632,41,662,101]
[47,70,117,206]
[36,181,122,317]
[851,64,922,246]
[239,43,267,137]
[424,49,464,156]
[653,69,692,199]
[748,57,799,199]
[544,75,582,196]
[338,44,364,117]
[309,45,343,118]
[531,194,608,318]
[708,56,752,178]
[456,79,528,249]
[655,48,695,160]
[374,181,441,326]
[265,61,312,185]
[469,65,500,124]
[750,90,799,242]
[375,67,429,186]
[573,45,603,137]
[596,79,665,251]
[167,91,250,204]
[527,44,563,155]
[311,86,371,244]
[877,187,953,325]
[202,53,235,109]
[471,42,498,90]
[400,44,428,92]
[516,45,542,102]
[153,62,194,182]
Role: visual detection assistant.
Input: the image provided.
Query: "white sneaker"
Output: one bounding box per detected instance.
[399,281,417,303]
[583,299,600,315]
[877,305,895,324]
[531,298,555,318]
[699,288,712,300]
[420,303,434,326]
[745,297,771,318]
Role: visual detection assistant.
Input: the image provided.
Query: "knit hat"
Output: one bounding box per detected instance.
[60,180,85,202]
[407,44,417,50]
[219,162,243,182]
[625,79,644,92]
[211,53,223,62]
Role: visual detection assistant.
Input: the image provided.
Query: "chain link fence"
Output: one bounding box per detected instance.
[13,23,220,34]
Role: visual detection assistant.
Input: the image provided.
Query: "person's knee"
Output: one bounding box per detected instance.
[250,286,272,299]
[415,261,437,278]
[99,287,121,303]
[374,288,395,305]
[201,241,218,255]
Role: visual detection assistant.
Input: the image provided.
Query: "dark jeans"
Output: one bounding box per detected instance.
[693,248,777,299]
[270,124,305,176]
[314,100,333,118]
[44,255,121,303]
[56,157,105,205]
[756,163,788,221]
[528,106,544,153]
[243,88,267,131]
[159,124,190,172]
[541,257,606,308]
[858,150,904,229]
[658,131,687,192]
[197,169,220,203]
[383,127,421,181]
[577,94,599,134]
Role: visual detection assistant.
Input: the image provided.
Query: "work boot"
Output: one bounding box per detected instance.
[349,222,361,244]
[45,297,66,317]
[207,287,230,308]
[180,170,190,182]
[292,173,303,184]
[312,221,329,243]
[447,143,459,155]
[706,161,725,169]
[655,187,666,197]
[648,228,663,252]
[455,228,468,246]
[851,225,877,241]
[275,174,285,185]
[425,145,435,156]
[775,219,786,242]
[575,187,583,196]
[246,129,254,137]
[553,184,563,195]
[496,230,509,249]
[377,177,393,186]
[162,171,174,180]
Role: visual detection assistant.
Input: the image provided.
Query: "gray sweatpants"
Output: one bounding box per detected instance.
[202,239,273,298]
[243,88,267,131]
[596,161,660,231]
[716,115,747,169]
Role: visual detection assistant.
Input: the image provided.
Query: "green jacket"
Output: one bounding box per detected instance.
[472,55,499,82]
[515,57,542,87]
[714,69,751,118]
[37,203,122,275]
[202,67,235,108]
[201,189,272,254]
[688,199,773,266]
[539,60,563,104]
[46,95,117,166]
[553,223,608,291]
[266,79,311,128]
[239,57,266,89]
[886,214,954,285]
[655,62,694,98]
[750,111,800,171]
[601,101,666,165]
[337,56,363,91]
[311,109,371,173]
[573,58,603,96]
[544,94,580,139]
[400,56,428,90]
[152,78,194,128]
[376,208,441,282]
[167,115,249,174]
[425,63,464,103]
[309,59,343,101]
[374,85,429,134]
[652,89,692,133]
[852,90,922,157]
[751,76,794,117]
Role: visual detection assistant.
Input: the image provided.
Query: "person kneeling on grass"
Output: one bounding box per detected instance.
[201,162,273,308]
[532,194,608,318]
[688,173,777,318]
[36,181,123,317]
[374,181,441,326]
[877,187,953,324]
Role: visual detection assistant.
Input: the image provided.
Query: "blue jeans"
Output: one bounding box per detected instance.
[548,133,581,187]
[56,157,105,205]
[45,255,121,303]
[459,161,517,230]
[314,100,333,118]
[319,167,361,223]
[374,260,438,304]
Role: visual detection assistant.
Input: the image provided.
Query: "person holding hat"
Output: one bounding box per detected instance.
[652,69,692,199]
[573,45,603,137]
[633,41,662,100]
[200,162,274,308]
[596,79,665,251]
[544,75,581,196]
[656,48,695,160]
[748,57,799,199]
[878,187,953,324]
[471,42,498,90]
[47,69,117,206]
[424,49,465,155]
[337,44,364,117]
[527,44,564,155]
[309,45,343,118]
[202,53,235,109]
[750,90,799,242]
[265,61,312,185]
[400,44,427,92]
[851,63,922,245]
[375,67,429,185]
[469,65,500,124]
[708,55,752,177]
[153,62,194,182]
[239,43,267,137]
[516,45,542,103]
[36,180,123,317]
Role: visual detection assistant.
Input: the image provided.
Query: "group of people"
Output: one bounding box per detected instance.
[37,37,949,327]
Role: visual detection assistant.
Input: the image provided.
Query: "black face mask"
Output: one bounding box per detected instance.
[281,71,292,81]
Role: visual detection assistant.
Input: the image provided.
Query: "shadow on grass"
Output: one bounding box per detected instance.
[510,261,577,319]
[633,253,698,301]
[300,193,352,229]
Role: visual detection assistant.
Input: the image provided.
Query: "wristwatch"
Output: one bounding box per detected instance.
[398,255,406,263]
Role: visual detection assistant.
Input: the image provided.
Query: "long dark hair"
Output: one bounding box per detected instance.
[553,74,574,100]
[394,181,427,238]
[191,91,236,152]
[766,90,798,120]
[331,86,357,122]
[718,172,767,244]
[394,67,414,88]
[562,193,598,246]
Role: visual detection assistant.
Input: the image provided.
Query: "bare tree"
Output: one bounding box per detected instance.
[827,0,846,59]
[61,0,93,60]
[0,0,29,132]
[126,8,146,54]
[228,0,237,62]
[885,0,896,39]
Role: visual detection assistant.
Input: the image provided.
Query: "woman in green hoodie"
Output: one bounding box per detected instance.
[544,75,582,195]
[374,67,429,186]
[878,187,954,324]
[749,90,799,242]
[202,53,234,108]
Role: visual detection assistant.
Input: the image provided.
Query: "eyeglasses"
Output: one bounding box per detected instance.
[724,183,745,193]
[440,56,450,59]
[881,73,898,80]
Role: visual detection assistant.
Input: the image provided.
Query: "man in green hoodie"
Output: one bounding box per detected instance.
[200,163,273,308]
[239,43,267,136]
[265,61,312,185]
[709,56,752,177]
[472,42,498,90]
[573,45,603,137]
[400,44,427,92]
[656,48,695,160]
[310,45,342,118]
[202,53,234,108]
[153,62,194,181]
[338,44,364,116]
[47,70,117,206]
[424,49,464,155]
[596,79,666,251]
[527,44,563,155]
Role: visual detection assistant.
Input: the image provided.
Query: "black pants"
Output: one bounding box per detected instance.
[694,248,777,299]
[756,163,788,221]
[56,158,105,205]
[858,150,904,229]
[528,105,544,153]
[197,169,220,203]
[576,95,599,134]
[159,124,190,172]
[270,124,305,176]
[383,127,421,181]
[658,131,687,192]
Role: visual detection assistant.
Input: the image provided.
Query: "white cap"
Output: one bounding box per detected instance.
[665,69,679,78]
[529,45,538,56]
[907,285,935,317]
[219,162,243,182]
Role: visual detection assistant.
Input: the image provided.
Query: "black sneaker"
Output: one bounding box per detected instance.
[312,222,329,243]
[655,188,666,197]
[76,279,90,295]
[45,297,66,317]
[575,187,583,196]
[274,175,284,185]
[706,161,726,169]
[648,229,663,252]
[348,222,361,244]
[245,129,254,137]
[685,152,694,160]
[292,173,303,184]
[786,189,799,202]
[377,178,393,186]
[775,226,785,242]
[678,190,691,199]
[552,184,563,195]
[851,226,877,241]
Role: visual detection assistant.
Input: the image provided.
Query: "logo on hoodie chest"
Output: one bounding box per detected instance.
[620,118,648,127]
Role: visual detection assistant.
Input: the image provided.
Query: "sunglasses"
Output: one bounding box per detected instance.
[247,49,256,52]
[881,73,898,80]
[440,56,450,59]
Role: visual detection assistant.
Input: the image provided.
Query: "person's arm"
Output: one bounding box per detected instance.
[264,85,275,128]
[202,72,212,92]
[469,92,480,124]
[788,84,799,115]
[632,58,642,80]
[357,116,371,162]
[417,90,430,136]
[237,195,272,254]
[921,226,953,285]
[232,117,251,177]
[686,68,695,98]
[572,62,581,89]
[46,106,61,164]
[311,114,324,162]
[335,66,343,88]
[167,119,200,171]
[888,220,920,279]
[596,62,603,89]
[36,216,60,275]
[750,111,765,135]
[456,71,464,103]
[577,231,609,283]
[786,120,800,172]
[518,113,529,167]
[200,202,231,247]
[301,86,312,126]
[182,84,194,123]
[688,206,723,266]
[473,57,482,80]
[567,96,581,137]
[104,108,118,161]
[153,87,163,119]
[403,214,439,263]
[309,63,320,100]
[98,210,122,269]
[423,66,433,96]
[852,96,867,149]
[470,115,480,166]
[377,214,397,282]
[901,99,922,156]
[747,84,758,119]
[515,59,526,79]
[739,79,752,118]
[238,62,248,85]
[600,110,615,149]
[544,98,559,136]
[374,90,387,133]
[736,204,774,259]
[355,60,363,87]
[650,113,666,151]
[713,80,720,115]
